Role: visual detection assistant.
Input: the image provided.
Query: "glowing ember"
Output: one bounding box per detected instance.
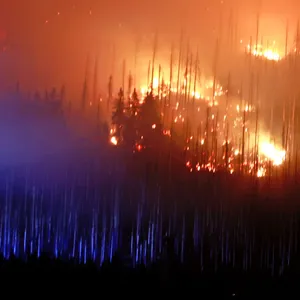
[135,144,143,151]
[257,167,266,178]
[110,136,118,146]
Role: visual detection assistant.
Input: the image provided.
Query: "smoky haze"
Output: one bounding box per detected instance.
[0,95,66,166]
[1,0,299,100]
[0,93,105,174]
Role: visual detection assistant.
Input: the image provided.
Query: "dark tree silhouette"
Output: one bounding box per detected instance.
[127,73,133,100]
[123,114,137,146]
[140,93,161,126]
[138,92,163,147]
[108,75,113,112]
[121,88,140,147]
[131,88,140,116]
[112,88,126,141]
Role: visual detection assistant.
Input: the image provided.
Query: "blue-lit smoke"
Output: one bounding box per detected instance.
[0,93,111,190]
[0,95,73,167]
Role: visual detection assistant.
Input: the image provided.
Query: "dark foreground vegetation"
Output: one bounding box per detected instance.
[1,252,300,297]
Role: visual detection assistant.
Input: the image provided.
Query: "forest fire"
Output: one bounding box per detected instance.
[3,1,300,279]
[246,44,282,61]
[106,65,287,179]
[139,76,224,105]
[260,142,286,166]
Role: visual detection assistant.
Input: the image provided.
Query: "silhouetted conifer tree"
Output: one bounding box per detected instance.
[131,88,139,116]
[134,92,163,148]
[123,114,137,147]
[127,72,133,100]
[108,75,113,113]
[112,88,126,140]
[122,88,139,146]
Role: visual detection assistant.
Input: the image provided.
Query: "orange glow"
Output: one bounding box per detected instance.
[257,167,266,178]
[259,142,286,166]
[139,75,224,104]
[110,136,118,146]
[135,144,143,151]
[246,44,282,61]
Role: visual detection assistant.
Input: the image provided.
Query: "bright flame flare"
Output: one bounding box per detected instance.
[247,44,281,61]
[259,142,286,166]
